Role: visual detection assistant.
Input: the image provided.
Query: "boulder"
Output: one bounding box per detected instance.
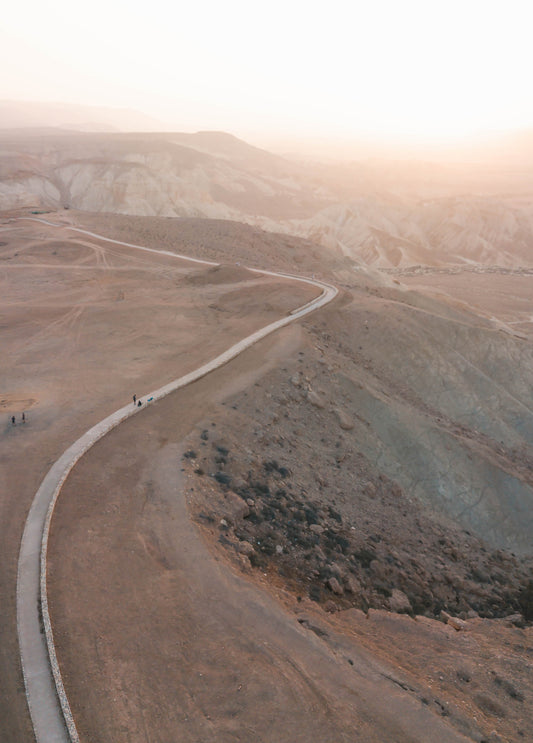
[388,589,412,614]
[290,373,302,388]
[237,540,255,556]
[327,576,344,595]
[307,389,326,409]
[332,408,354,430]
[222,491,250,522]
[441,610,467,631]
[503,612,525,628]
[344,575,362,595]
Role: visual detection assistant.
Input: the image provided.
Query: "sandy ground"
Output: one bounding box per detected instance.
[3,210,533,742]
[47,330,475,743]
[0,213,315,742]
[180,336,533,742]
[398,270,533,339]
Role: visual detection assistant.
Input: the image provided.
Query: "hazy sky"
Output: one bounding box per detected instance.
[2,0,533,143]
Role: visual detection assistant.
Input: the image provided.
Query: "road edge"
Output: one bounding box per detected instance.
[15,218,338,742]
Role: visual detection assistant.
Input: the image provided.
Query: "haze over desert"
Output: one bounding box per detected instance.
[2,2,533,741]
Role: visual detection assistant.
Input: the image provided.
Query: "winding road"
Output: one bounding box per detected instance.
[15,219,338,743]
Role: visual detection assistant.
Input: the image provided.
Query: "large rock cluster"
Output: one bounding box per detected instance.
[184,427,532,621]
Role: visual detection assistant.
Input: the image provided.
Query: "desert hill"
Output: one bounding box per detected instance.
[2,211,532,742]
[73,212,533,558]
[2,128,533,268]
[0,99,164,132]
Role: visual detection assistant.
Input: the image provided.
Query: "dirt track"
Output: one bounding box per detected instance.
[47,328,472,743]
[4,212,533,742]
[0,214,315,742]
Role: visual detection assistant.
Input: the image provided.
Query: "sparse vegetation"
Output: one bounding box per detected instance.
[184,424,533,621]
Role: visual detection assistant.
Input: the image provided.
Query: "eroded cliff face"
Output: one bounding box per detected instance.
[0,132,325,222]
[0,175,60,210]
[3,130,533,269]
[286,198,533,268]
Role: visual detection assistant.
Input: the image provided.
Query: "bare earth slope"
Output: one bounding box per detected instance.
[48,355,475,743]
[0,214,315,741]
[3,129,533,268]
[37,212,533,742]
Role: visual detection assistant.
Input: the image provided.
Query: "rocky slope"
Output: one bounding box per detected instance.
[70,212,533,558]
[2,129,533,268]
[8,211,531,742]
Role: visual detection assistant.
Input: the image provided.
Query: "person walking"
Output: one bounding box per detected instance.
[22,412,25,423]
[133,394,137,404]
[11,415,15,425]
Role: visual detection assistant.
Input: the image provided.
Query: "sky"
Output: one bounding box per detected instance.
[2,0,533,145]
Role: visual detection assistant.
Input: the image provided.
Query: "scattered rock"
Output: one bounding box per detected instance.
[344,575,362,595]
[187,368,533,629]
[307,389,326,409]
[388,589,412,614]
[237,540,255,556]
[332,408,354,430]
[290,373,302,388]
[503,612,525,628]
[315,472,327,487]
[238,554,252,571]
[297,616,329,637]
[441,611,467,631]
[222,491,250,522]
[456,667,473,683]
[327,576,344,595]
[232,476,248,491]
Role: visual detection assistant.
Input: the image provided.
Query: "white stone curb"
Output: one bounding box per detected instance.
[16,219,338,743]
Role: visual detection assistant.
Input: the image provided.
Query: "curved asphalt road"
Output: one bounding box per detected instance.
[15,218,338,743]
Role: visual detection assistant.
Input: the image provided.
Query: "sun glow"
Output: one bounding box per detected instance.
[1,0,533,144]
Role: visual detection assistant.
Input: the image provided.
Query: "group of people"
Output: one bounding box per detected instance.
[11,413,25,425]
[132,394,153,408]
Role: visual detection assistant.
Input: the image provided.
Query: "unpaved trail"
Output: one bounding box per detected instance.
[10,214,525,742]
[47,329,472,742]
[14,217,336,742]
[18,218,470,741]
[0,215,316,742]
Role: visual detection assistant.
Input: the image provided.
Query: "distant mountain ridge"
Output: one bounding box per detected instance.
[0,100,165,132]
[1,125,533,268]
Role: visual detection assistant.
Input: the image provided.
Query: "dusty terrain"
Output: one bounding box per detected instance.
[1,209,532,742]
[394,267,533,339]
[2,127,533,269]
[0,212,315,741]
[37,213,533,742]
